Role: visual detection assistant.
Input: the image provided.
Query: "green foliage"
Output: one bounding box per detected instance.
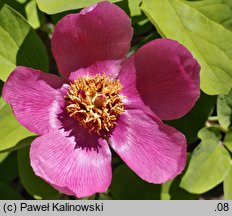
[36,0,123,14]
[141,0,232,95]
[224,166,232,200]
[224,128,232,153]
[162,154,199,200]
[0,151,18,183]
[110,162,198,200]
[0,4,48,81]
[0,103,34,152]
[0,4,47,154]
[128,0,142,17]
[16,0,27,4]
[166,177,199,200]
[161,178,198,200]
[0,152,9,163]
[109,164,161,199]
[186,0,232,32]
[0,152,22,199]
[0,0,43,29]
[217,89,232,130]
[0,181,23,199]
[180,127,231,193]
[25,0,41,29]
[166,91,216,144]
[17,146,60,199]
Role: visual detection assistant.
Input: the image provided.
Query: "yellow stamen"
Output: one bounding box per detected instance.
[65,73,125,134]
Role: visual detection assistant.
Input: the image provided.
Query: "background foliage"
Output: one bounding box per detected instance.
[0,0,232,200]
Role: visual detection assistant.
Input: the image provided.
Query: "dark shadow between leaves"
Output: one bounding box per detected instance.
[16,28,49,73]
[0,80,4,96]
[0,1,26,16]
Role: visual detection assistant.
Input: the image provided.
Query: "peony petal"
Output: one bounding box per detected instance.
[2,66,66,135]
[68,60,122,82]
[118,39,200,120]
[109,109,187,183]
[30,128,112,198]
[52,1,133,78]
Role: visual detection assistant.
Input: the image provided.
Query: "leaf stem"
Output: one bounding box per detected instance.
[208,116,218,122]
[205,121,228,133]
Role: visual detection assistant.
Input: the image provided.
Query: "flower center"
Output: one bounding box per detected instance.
[65,73,125,134]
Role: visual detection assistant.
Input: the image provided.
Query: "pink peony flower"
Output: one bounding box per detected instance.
[2,1,200,198]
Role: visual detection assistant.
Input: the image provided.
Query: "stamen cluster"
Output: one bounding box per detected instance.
[65,73,125,134]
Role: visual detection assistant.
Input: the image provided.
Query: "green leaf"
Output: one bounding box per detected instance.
[128,0,142,17]
[198,126,222,141]
[0,152,9,163]
[128,0,154,37]
[0,181,23,199]
[161,154,199,200]
[180,127,231,193]
[0,136,36,153]
[0,103,34,152]
[0,0,44,29]
[0,4,48,81]
[0,0,26,17]
[25,0,41,29]
[36,0,122,14]
[0,151,18,183]
[224,128,232,153]
[110,164,161,199]
[224,165,232,200]
[217,89,232,130]
[168,177,199,200]
[16,0,27,4]
[18,146,60,199]
[161,179,198,200]
[166,91,216,144]
[141,0,232,95]
[160,180,172,200]
[186,0,232,32]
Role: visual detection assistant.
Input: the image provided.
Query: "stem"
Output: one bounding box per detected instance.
[205,121,228,133]
[208,116,218,121]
